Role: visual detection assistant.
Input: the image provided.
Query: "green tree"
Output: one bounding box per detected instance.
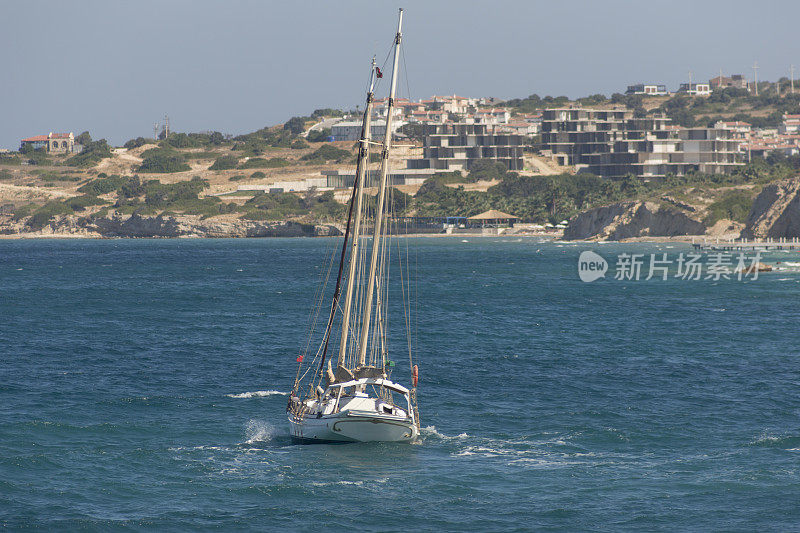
[307,128,332,143]
[209,131,225,145]
[75,131,92,146]
[67,139,112,167]
[283,117,307,135]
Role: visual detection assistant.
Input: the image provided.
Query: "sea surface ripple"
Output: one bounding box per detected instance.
[2,238,800,531]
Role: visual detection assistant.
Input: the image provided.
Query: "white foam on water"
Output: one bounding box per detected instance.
[748,432,794,446]
[227,390,287,399]
[244,420,276,444]
[420,426,469,441]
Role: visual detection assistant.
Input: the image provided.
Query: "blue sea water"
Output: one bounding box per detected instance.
[2,237,800,531]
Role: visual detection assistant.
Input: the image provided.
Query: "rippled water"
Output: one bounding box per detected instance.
[2,238,800,531]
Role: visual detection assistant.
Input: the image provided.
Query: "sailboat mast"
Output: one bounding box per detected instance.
[356,8,403,368]
[337,59,378,369]
[315,60,382,386]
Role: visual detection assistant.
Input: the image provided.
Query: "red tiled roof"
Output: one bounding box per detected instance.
[21,135,48,142]
[50,132,71,139]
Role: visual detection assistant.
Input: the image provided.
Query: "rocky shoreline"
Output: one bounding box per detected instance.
[5,176,800,242]
[564,177,800,242]
[0,213,342,239]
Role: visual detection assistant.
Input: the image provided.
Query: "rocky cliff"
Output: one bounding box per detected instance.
[0,213,342,238]
[740,178,800,239]
[563,201,706,241]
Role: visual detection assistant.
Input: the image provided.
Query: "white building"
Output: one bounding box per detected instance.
[780,114,800,135]
[678,83,711,96]
[238,177,329,193]
[626,84,668,96]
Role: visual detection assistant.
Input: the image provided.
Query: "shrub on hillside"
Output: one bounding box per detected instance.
[703,190,754,226]
[0,153,22,165]
[306,128,332,143]
[67,139,112,167]
[23,148,51,166]
[239,157,290,169]
[78,174,128,195]
[209,155,239,170]
[291,138,309,149]
[300,144,350,163]
[124,137,152,149]
[138,148,190,173]
[468,159,508,182]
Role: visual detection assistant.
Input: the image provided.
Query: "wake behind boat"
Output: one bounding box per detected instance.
[286,9,420,443]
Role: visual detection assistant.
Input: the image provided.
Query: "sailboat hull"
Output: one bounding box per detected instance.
[288,412,418,443]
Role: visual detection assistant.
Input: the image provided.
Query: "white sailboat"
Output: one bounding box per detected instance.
[287,9,420,443]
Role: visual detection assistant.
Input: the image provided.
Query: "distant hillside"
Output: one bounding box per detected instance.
[502,82,800,128]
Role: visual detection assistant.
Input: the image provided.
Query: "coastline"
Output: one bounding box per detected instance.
[0,230,716,243]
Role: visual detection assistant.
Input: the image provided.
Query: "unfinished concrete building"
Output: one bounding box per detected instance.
[406,122,525,172]
[540,107,743,177]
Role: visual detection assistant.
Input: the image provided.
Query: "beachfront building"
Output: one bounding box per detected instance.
[467,209,518,228]
[20,132,77,153]
[625,84,668,96]
[540,107,744,177]
[406,122,525,172]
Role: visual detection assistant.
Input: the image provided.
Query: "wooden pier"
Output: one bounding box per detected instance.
[692,237,800,252]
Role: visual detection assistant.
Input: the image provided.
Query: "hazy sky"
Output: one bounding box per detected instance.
[2,0,798,149]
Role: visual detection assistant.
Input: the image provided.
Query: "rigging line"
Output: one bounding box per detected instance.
[374,199,390,368]
[405,217,413,368]
[375,163,394,367]
[400,181,412,370]
[397,218,413,373]
[295,235,337,390]
[400,44,413,105]
[306,237,337,350]
[302,234,335,352]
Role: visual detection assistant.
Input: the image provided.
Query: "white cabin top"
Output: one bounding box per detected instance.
[327,378,410,395]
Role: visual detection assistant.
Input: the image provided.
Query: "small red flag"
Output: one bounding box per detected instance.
[376,67,383,79]
[296,355,304,363]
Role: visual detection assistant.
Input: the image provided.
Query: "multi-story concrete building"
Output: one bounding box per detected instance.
[331,120,407,142]
[406,122,525,172]
[540,107,743,177]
